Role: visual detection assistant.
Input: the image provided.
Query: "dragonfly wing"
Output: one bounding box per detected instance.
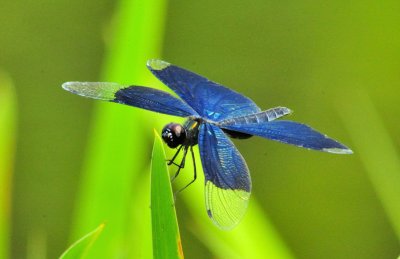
[62,82,198,117]
[219,107,292,125]
[221,120,353,154]
[147,59,260,121]
[198,123,251,230]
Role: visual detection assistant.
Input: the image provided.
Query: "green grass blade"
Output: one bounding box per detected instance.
[60,224,105,259]
[151,131,184,259]
[0,71,16,259]
[71,0,167,257]
[337,89,400,239]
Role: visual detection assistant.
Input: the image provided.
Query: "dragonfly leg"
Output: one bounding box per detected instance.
[171,146,188,182]
[167,145,183,166]
[174,146,197,198]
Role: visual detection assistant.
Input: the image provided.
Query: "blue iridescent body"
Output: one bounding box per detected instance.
[62,59,352,230]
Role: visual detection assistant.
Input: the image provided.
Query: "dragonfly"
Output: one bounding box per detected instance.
[62,59,353,230]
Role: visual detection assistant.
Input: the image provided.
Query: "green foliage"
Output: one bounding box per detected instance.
[2,0,400,258]
[60,224,105,259]
[338,89,400,238]
[68,0,297,257]
[71,0,167,258]
[151,132,184,259]
[0,71,16,259]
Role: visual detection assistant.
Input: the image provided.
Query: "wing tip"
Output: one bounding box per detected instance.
[61,81,77,92]
[61,81,122,100]
[286,107,294,115]
[322,147,353,154]
[212,221,238,231]
[147,59,170,71]
[280,107,293,116]
[62,81,93,96]
[205,180,251,231]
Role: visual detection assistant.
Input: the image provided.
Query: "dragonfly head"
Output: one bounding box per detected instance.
[161,123,186,148]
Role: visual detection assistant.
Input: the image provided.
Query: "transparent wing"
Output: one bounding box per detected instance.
[62,82,198,117]
[221,120,353,154]
[198,123,251,230]
[219,107,292,126]
[147,59,261,121]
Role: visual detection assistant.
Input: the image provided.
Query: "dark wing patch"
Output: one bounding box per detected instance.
[221,120,353,154]
[147,59,260,121]
[62,82,198,117]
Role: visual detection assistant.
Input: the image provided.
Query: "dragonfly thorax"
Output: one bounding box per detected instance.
[161,123,186,148]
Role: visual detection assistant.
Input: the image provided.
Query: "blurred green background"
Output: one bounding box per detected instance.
[1,0,400,258]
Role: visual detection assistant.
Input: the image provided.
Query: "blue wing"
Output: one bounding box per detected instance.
[220,119,353,154]
[198,123,251,230]
[62,82,198,117]
[147,59,261,121]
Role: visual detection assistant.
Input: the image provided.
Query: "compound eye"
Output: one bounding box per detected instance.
[161,123,186,148]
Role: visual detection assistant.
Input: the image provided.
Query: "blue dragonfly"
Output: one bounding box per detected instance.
[62,59,352,230]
